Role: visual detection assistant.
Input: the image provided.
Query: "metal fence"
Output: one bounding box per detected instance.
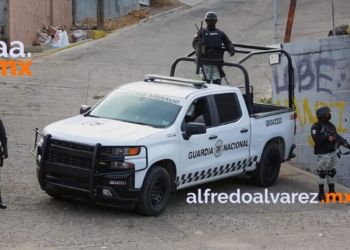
[273,0,350,44]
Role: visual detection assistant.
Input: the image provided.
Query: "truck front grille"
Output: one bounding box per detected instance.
[47,139,94,169]
[47,150,92,169]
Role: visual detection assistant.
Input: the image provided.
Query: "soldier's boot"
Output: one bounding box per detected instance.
[327,169,338,201]
[318,185,326,201]
[328,183,339,201]
[0,197,7,209]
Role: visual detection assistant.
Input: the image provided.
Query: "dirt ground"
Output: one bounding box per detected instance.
[72,0,187,33]
[3,0,350,249]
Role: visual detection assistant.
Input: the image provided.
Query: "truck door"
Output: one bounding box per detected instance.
[178,95,219,188]
[209,92,252,174]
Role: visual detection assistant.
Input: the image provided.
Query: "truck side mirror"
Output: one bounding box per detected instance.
[80,105,91,114]
[183,122,206,140]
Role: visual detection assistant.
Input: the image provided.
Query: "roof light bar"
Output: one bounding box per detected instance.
[144,74,207,88]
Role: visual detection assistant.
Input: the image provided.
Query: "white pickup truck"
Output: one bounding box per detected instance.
[31,44,297,216]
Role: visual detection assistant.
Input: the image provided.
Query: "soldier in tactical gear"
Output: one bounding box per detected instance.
[192,11,235,85]
[0,118,8,209]
[310,106,347,201]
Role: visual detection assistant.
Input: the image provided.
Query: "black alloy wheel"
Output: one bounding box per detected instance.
[249,143,282,187]
[151,179,166,206]
[136,165,171,216]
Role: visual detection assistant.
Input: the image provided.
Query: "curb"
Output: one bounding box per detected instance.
[20,5,188,60]
[23,39,94,60]
[179,0,207,7]
[42,39,93,54]
[142,6,187,24]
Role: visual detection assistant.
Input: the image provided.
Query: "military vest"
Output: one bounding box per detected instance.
[201,28,225,59]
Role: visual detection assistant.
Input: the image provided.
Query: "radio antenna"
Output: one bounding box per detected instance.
[85,69,91,105]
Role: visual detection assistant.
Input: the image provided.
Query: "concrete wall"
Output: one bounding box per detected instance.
[7,0,73,46]
[271,35,350,187]
[73,0,140,23]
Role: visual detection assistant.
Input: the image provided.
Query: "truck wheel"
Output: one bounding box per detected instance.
[46,190,62,199]
[250,143,281,187]
[136,165,171,216]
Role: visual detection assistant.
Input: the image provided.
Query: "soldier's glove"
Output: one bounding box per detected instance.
[229,47,235,57]
[2,148,8,159]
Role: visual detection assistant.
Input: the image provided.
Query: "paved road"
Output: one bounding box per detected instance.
[1,0,350,249]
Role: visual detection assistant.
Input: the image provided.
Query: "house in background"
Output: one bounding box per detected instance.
[0,0,72,47]
[73,0,141,24]
[0,0,143,48]
[0,0,8,45]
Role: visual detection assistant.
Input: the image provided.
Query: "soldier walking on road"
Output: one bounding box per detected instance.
[0,118,8,209]
[192,11,235,85]
[310,106,346,201]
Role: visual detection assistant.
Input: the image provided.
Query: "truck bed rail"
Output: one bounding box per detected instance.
[170,43,296,117]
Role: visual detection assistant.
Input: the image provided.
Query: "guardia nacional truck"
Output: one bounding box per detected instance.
[31,43,297,216]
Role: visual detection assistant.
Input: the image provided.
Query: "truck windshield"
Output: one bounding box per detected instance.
[88,91,183,128]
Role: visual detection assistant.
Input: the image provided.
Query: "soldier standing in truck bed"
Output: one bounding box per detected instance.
[192,11,235,85]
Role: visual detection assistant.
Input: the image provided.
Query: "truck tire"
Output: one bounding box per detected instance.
[250,143,282,187]
[46,190,62,199]
[136,165,171,216]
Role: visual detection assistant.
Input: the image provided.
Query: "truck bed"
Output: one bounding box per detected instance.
[251,102,293,116]
[242,93,294,118]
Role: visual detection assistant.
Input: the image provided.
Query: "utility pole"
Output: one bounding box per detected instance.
[332,0,335,36]
[97,0,104,30]
[273,0,278,43]
[284,0,297,43]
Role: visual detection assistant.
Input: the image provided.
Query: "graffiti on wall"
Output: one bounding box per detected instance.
[272,54,348,147]
[274,98,347,147]
[272,54,346,95]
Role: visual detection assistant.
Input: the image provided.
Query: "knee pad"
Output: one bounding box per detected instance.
[213,79,221,85]
[318,170,328,179]
[328,168,336,178]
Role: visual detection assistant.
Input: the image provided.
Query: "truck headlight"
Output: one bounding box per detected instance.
[111,162,134,169]
[111,147,140,156]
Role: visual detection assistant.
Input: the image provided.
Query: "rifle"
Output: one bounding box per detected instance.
[321,125,350,158]
[195,22,206,77]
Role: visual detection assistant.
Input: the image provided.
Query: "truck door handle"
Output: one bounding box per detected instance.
[241,128,248,133]
[209,135,217,140]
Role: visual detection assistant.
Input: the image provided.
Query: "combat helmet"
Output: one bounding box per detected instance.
[205,11,217,21]
[316,106,331,118]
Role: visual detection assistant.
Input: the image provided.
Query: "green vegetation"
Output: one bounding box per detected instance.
[258,97,272,104]
[93,94,105,100]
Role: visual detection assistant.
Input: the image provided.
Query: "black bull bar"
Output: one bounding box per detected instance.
[30,128,149,208]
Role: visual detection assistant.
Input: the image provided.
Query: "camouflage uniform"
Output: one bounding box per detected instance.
[317,151,337,185]
[200,65,221,82]
[311,105,341,201]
